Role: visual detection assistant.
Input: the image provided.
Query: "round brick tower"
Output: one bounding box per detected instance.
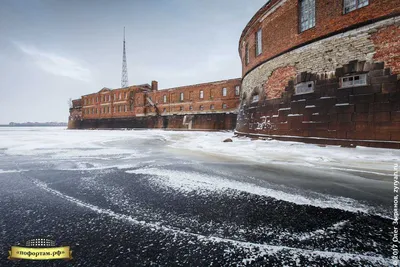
[236,0,400,148]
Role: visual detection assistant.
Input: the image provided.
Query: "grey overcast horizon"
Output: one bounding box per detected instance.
[0,0,266,124]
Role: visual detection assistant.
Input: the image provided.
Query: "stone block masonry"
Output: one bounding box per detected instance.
[241,17,400,104]
[236,61,400,149]
[237,1,399,148]
[71,113,237,131]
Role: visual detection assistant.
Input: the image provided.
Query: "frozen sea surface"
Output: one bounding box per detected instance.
[0,127,397,266]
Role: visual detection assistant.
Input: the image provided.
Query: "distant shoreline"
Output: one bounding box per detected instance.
[0,124,67,127]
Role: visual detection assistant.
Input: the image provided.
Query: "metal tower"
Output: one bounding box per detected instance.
[121,27,129,88]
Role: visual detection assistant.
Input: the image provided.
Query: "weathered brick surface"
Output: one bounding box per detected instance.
[374,112,391,122]
[236,61,400,148]
[392,111,400,121]
[264,66,297,99]
[353,113,373,122]
[76,78,241,121]
[236,1,400,148]
[240,0,400,77]
[71,113,237,131]
[241,15,400,104]
[371,25,400,75]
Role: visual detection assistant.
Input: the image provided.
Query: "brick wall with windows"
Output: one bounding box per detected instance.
[80,85,151,120]
[240,12,399,105]
[75,78,241,121]
[240,0,399,77]
[236,0,400,148]
[142,78,241,116]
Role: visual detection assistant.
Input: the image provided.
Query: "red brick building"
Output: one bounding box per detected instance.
[236,0,400,148]
[69,78,241,130]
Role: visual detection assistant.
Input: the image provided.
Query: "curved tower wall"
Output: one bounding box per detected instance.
[236,0,400,148]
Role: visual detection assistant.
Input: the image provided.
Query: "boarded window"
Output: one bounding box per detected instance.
[341,74,367,88]
[295,81,315,95]
[299,0,315,32]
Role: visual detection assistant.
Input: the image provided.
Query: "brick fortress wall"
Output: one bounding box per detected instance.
[240,16,400,103]
[240,0,400,78]
[236,60,400,148]
[236,0,400,148]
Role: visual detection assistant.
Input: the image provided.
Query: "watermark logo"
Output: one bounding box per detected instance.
[393,163,399,266]
[8,238,72,261]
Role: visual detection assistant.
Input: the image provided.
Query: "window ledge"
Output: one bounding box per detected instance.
[339,84,368,89]
[343,4,369,15]
[299,25,315,34]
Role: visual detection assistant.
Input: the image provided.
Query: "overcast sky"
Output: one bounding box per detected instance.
[0,0,265,124]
